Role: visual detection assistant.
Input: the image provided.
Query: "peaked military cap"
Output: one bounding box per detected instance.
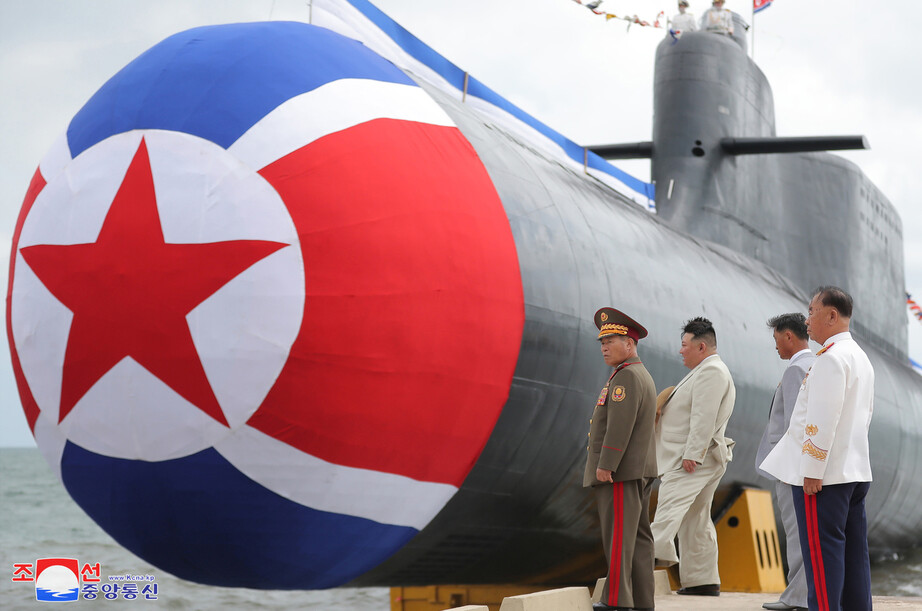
[594,307,648,342]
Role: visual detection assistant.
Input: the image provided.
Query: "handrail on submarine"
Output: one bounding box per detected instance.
[586,135,868,159]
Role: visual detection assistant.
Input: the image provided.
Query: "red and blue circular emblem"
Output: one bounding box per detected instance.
[7,22,524,588]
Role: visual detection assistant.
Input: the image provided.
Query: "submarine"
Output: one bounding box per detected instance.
[6,0,921,591]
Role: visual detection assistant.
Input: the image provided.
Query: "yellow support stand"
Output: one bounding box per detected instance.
[715,487,787,592]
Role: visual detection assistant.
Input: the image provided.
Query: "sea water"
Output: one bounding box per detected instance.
[0,448,389,609]
[2,448,920,610]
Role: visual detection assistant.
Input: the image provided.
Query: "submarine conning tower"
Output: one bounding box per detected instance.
[649,29,907,359]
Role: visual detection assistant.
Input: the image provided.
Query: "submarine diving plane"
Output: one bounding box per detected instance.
[7,0,921,590]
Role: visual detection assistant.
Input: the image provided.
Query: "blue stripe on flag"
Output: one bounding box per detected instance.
[60,441,417,589]
[67,22,414,157]
[346,0,655,200]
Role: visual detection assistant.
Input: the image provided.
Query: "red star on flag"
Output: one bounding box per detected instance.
[20,138,288,426]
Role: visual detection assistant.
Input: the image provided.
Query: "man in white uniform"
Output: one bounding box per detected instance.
[760,287,874,611]
[670,0,698,37]
[652,317,735,596]
[700,0,733,35]
[755,313,813,611]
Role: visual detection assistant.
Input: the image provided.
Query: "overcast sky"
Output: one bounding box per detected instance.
[1,0,920,446]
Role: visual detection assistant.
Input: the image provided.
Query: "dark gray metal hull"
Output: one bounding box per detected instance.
[352,30,922,586]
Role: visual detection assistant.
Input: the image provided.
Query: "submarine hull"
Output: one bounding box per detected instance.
[349,70,922,586]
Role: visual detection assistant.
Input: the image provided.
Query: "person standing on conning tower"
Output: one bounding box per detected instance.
[670,0,698,37]
[700,0,734,35]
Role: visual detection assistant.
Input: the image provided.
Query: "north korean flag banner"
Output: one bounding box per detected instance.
[8,21,524,589]
[754,0,773,13]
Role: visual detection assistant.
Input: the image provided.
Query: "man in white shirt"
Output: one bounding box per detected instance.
[755,313,814,611]
[700,0,733,35]
[670,0,698,37]
[760,287,874,611]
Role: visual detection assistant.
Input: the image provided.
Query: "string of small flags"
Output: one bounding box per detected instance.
[909,293,922,323]
[571,0,666,30]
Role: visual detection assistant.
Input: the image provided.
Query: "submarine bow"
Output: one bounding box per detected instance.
[8,20,524,589]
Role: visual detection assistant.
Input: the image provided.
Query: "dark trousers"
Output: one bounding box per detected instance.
[595,478,655,609]
[791,481,872,611]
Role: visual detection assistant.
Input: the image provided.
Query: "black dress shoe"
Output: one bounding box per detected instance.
[592,603,632,611]
[676,583,720,596]
[762,602,807,611]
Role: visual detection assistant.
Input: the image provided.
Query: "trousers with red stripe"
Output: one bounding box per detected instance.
[791,482,872,611]
[594,478,655,609]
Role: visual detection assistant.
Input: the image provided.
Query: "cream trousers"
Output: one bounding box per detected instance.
[651,449,726,587]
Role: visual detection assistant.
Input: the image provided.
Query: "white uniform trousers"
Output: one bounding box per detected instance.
[651,448,725,587]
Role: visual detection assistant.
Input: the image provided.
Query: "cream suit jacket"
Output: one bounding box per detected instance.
[656,354,736,475]
[760,332,874,486]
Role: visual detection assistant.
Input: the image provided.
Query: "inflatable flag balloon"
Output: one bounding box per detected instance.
[8,21,524,588]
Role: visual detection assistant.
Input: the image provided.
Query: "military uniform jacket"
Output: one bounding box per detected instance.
[760,332,874,486]
[583,357,658,487]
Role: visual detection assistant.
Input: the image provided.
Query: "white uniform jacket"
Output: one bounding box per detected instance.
[656,354,736,475]
[700,7,733,34]
[670,12,697,35]
[760,332,874,486]
[755,349,815,480]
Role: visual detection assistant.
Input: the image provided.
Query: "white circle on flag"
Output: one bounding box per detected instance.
[11,130,305,461]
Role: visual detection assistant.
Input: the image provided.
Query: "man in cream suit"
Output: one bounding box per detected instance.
[652,317,735,596]
[756,313,814,611]
[760,287,874,611]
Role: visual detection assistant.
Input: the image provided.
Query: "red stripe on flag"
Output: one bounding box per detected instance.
[252,119,524,486]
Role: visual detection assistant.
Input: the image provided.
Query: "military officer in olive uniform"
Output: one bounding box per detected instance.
[584,307,658,611]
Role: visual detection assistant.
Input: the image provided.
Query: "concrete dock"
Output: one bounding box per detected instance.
[652,592,922,610]
[480,580,922,611]
[397,578,922,610]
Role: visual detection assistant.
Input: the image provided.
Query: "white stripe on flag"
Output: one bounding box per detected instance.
[227,78,455,171]
[215,424,458,530]
[38,132,73,184]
